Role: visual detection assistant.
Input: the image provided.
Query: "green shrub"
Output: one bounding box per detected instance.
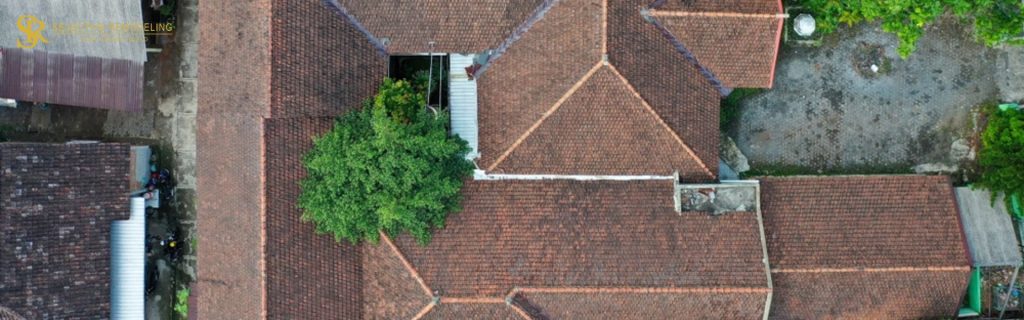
[978,105,1024,208]
[299,79,475,245]
[802,0,1024,58]
[173,288,189,319]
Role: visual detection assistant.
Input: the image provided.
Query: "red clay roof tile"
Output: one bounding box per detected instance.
[490,65,712,177]
[607,1,721,178]
[654,15,783,88]
[655,0,780,14]
[421,302,523,320]
[0,143,130,319]
[515,290,768,319]
[394,180,769,297]
[761,176,969,269]
[770,269,969,319]
[336,0,545,53]
[761,176,970,320]
[477,0,603,169]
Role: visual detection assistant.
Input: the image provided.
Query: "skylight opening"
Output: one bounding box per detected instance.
[388,55,450,108]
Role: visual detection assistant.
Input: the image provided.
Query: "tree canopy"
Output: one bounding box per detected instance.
[978,104,1024,208]
[299,79,474,244]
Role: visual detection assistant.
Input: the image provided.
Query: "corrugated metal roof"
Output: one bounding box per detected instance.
[0,47,143,111]
[110,197,146,319]
[955,187,1023,267]
[0,0,146,62]
[449,53,479,160]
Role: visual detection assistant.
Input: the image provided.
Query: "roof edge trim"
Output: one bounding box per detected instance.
[380,232,434,297]
[606,64,716,179]
[486,61,603,171]
[474,170,675,181]
[771,266,971,273]
[647,10,788,19]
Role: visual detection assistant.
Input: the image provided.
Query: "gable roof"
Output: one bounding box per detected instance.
[488,65,711,178]
[477,0,722,179]
[0,143,130,319]
[760,176,971,319]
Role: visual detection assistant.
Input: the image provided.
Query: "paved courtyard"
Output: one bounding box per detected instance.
[731,16,1021,173]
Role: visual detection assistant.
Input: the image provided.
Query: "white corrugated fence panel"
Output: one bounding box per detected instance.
[449,54,480,160]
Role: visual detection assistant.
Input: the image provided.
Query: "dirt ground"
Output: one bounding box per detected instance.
[731,16,1004,173]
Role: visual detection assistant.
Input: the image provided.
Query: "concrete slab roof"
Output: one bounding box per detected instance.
[955,187,1022,267]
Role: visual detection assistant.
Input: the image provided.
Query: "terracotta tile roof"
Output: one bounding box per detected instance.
[270,0,387,118]
[394,180,769,297]
[335,0,546,53]
[607,1,722,177]
[655,0,780,14]
[652,14,783,88]
[489,66,711,178]
[478,0,720,179]
[771,269,969,319]
[195,113,266,320]
[363,240,433,320]
[513,289,768,319]
[0,143,130,319]
[264,117,367,318]
[760,176,971,319]
[476,0,603,170]
[760,176,969,269]
[421,302,524,320]
[198,0,388,317]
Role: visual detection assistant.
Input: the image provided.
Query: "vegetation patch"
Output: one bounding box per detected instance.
[721,88,764,131]
[299,79,474,245]
[801,0,1024,58]
[742,162,914,178]
[977,103,1024,208]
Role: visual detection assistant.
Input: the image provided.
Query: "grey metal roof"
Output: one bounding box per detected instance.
[0,0,145,62]
[955,187,1022,267]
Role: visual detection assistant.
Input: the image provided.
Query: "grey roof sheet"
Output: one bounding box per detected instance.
[0,0,145,61]
[955,187,1022,267]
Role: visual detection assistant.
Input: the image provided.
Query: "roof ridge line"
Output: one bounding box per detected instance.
[409,301,435,320]
[486,61,604,171]
[439,297,505,304]
[641,10,727,95]
[475,0,560,79]
[771,266,971,273]
[509,303,533,320]
[605,64,716,180]
[321,0,389,55]
[517,287,771,294]
[647,9,787,19]
[379,232,434,297]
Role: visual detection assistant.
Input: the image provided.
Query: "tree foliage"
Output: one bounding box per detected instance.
[299,79,474,244]
[803,0,1024,58]
[978,105,1024,207]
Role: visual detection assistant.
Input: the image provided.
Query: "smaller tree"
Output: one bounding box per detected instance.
[978,104,1024,208]
[299,79,474,244]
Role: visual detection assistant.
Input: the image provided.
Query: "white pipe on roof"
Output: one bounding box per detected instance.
[110,197,145,320]
[474,170,675,181]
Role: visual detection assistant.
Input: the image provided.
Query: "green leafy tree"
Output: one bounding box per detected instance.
[978,105,1024,208]
[803,0,1024,58]
[299,79,474,244]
